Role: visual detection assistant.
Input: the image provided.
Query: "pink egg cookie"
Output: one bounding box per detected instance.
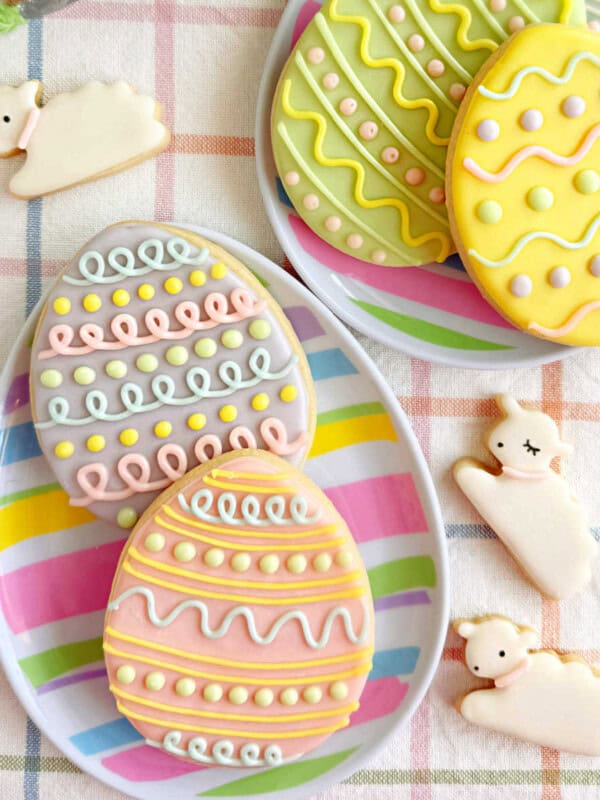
[30,222,316,528]
[103,450,375,767]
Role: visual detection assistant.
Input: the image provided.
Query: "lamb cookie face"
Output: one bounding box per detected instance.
[30,222,316,528]
[448,24,600,346]
[271,0,586,267]
[104,450,375,767]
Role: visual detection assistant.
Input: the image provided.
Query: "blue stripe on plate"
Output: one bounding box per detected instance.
[70,718,142,756]
[0,422,42,466]
[370,647,420,679]
[306,348,358,381]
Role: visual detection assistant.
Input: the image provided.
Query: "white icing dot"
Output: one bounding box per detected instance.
[510,274,533,298]
[549,266,571,289]
[427,59,445,78]
[322,72,339,90]
[372,249,387,264]
[450,83,466,102]
[508,15,525,32]
[429,186,445,204]
[519,109,543,132]
[381,146,400,164]
[307,47,325,65]
[284,171,300,187]
[303,193,320,210]
[490,0,506,11]
[407,34,425,52]
[477,119,500,142]
[590,256,600,277]
[562,95,586,119]
[339,98,358,116]
[325,215,342,232]
[358,121,379,141]
[347,233,363,250]
[388,4,406,23]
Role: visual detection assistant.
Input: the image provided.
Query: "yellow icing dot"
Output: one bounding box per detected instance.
[280,385,298,403]
[259,554,280,574]
[248,319,272,340]
[175,678,196,697]
[83,293,101,313]
[204,548,225,567]
[203,683,223,702]
[106,360,127,379]
[335,550,353,568]
[145,672,166,691]
[231,552,251,572]
[189,270,207,287]
[53,297,71,316]
[54,441,74,459]
[219,404,238,423]
[117,507,138,528]
[476,200,503,224]
[329,681,349,701]
[154,421,172,439]
[136,354,158,373]
[254,688,274,707]
[194,338,217,359]
[165,345,189,366]
[174,542,196,562]
[164,277,183,295]
[73,366,95,386]
[187,413,207,431]
[116,665,136,685]
[229,686,249,705]
[86,434,105,453]
[574,170,600,195]
[527,186,554,212]
[280,688,299,706]
[313,553,332,573]
[138,284,155,301]
[211,262,227,280]
[221,329,243,349]
[286,554,307,574]
[251,393,270,412]
[119,428,139,447]
[303,686,322,704]
[144,532,165,552]
[40,369,62,388]
[112,289,130,307]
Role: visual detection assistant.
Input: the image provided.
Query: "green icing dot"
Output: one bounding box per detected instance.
[574,170,600,195]
[144,532,165,552]
[221,329,243,349]
[527,186,554,211]
[117,507,138,528]
[40,369,63,389]
[105,360,127,379]
[476,200,503,224]
[136,354,158,373]
[116,665,136,685]
[73,366,96,386]
[145,671,166,691]
[249,319,272,340]
[194,338,217,358]
[165,345,189,366]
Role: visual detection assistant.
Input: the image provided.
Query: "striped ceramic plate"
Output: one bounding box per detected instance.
[256,0,583,369]
[0,226,448,800]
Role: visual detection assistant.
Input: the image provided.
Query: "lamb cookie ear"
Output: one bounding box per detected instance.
[455,621,477,640]
[520,629,540,650]
[496,394,523,417]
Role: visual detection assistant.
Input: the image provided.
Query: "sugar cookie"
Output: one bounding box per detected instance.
[454,395,596,600]
[0,80,170,198]
[30,222,316,527]
[104,450,374,767]
[271,1,586,267]
[455,615,600,756]
[447,24,600,345]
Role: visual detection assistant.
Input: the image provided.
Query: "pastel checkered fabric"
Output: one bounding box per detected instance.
[0,2,599,798]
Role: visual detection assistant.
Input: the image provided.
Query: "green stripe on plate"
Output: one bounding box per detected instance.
[346,769,600,785]
[250,270,270,288]
[317,401,384,426]
[0,481,60,508]
[200,747,358,796]
[18,637,103,689]
[351,299,513,351]
[368,557,436,600]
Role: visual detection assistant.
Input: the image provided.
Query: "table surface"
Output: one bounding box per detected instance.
[0,2,599,798]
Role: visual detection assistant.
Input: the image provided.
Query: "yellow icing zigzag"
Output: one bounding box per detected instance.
[328,0,450,147]
[281,81,452,262]
[560,0,574,23]
[427,0,498,53]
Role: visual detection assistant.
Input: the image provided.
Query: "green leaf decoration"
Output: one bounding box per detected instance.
[0,4,25,34]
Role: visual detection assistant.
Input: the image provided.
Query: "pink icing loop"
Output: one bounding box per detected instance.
[71,463,132,506]
[229,426,258,450]
[39,324,92,359]
[260,418,309,456]
[204,292,230,322]
[110,314,145,346]
[144,308,182,339]
[231,287,267,319]
[117,453,153,492]
[156,444,188,482]
[79,323,111,349]
[194,435,223,463]
[173,300,203,329]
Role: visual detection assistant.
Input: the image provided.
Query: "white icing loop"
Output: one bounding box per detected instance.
[155,731,286,767]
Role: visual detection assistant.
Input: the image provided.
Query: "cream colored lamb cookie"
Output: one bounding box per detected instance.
[455,615,600,756]
[453,395,597,600]
[0,80,170,198]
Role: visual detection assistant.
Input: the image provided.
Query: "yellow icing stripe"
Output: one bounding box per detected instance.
[309,414,397,459]
[560,0,573,22]
[163,505,337,541]
[111,685,359,723]
[427,0,499,52]
[156,513,344,551]
[122,559,365,605]
[203,476,298,494]
[209,469,295,483]
[105,626,373,671]
[116,701,350,739]
[328,0,450,147]
[281,81,452,262]
[129,546,362,591]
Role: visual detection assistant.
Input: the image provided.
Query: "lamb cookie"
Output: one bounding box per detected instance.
[271,0,586,267]
[0,80,170,198]
[30,222,316,528]
[455,615,600,756]
[454,395,596,600]
[103,450,375,767]
[447,24,600,346]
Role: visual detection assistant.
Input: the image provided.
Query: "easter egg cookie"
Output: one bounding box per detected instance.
[103,450,375,767]
[448,24,600,346]
[30,222,316,527]
[271,0,586,267]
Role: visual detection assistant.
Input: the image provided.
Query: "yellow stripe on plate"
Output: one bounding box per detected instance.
[310,414,397,458]
[0,489,94,550]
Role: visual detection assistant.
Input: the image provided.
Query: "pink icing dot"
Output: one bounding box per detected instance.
[590,255,600,277]
[284,171,300,186]
[405,167,426,186]
[508,15,525,32]
[450,83,466,102]
[429,187,445,204]
[307,47,325,65]
[347,233,363,250]
[358,121,379,141]
[408,34,425,52]
[303,193,320,211]
[510,274,532,298]
[388,4,406,23]
[427,59,445,78]
[340,98,358,116]
[322,72,340,90]
[562,95,586,119]
[372,249,387,264]
[381,146,400,164]
[477,119,500,142]
[490,0,506,11]
[549,266,571,289]
[325,216,342,232]
[519,109,544,132]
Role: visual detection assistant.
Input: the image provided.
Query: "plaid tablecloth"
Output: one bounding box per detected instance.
[0,2,599,798]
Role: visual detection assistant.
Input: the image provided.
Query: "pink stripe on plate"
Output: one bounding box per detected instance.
[292,0,321,46]
[102,744,206,782]
[350,677,409,727]
[3,373,29,415]
[288,215,513,330]
[0,539,123,634]
[325,474,428,542]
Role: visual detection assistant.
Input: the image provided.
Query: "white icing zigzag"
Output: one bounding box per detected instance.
[108,586,370,649]
[147,731,296,767]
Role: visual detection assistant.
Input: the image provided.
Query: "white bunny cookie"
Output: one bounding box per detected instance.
[455,615,600,756]
[454,395,596,600]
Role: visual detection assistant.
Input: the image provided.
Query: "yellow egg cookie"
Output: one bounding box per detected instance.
[447,24,600,346]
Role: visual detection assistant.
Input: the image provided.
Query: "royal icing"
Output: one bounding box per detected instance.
[455,616,600,757]
[103,451,375,767]
[448,24,600,345]
[453,395,597,600]
[31,223,316,527]
[271,0,584,267]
